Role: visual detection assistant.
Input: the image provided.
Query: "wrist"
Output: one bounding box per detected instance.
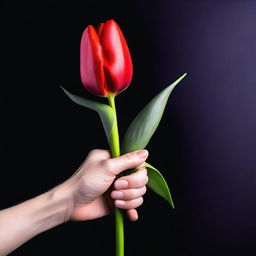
[28,181,75,235]
[0,183,75,255]
[49,180,75,224]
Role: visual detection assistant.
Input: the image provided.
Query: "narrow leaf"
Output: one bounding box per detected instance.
[60,87,115,144]
[121,73,186,154]
[145,162,174,208]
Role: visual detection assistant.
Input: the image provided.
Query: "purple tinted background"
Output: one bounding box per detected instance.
[1,0,256,255]
[140,1,256,255]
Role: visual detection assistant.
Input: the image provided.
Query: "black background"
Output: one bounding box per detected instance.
[1,0,256,255]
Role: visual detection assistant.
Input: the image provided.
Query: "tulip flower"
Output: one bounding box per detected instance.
[80,19,133,97]
[62,18,187,256]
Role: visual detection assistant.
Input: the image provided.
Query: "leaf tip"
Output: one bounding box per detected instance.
[168,72,187,92]
[167,196,175,209]
[59,86,67,93]
[178,72,187,82]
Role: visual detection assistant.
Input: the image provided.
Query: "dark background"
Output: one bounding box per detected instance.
[1,0,256,255]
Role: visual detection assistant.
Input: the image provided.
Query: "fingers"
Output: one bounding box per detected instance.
[84,149,149,222]
[114,168,148,189]
[111,167,148,221]
[111,186,147,201]
[108,187,144,222]
[126,209,138,221]
[115,197,144,209]
[100,150,148,177]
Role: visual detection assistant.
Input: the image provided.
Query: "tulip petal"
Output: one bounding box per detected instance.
[96,22,104,37]
[121,73,187,154]
[60,87,115,145]
[145,162,174,208]
[80,25,107,96]
[100,20,133,94]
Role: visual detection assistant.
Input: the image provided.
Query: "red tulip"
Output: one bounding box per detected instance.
[80,19,133,97]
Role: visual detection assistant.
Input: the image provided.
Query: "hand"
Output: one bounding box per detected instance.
[0,149,148,255]
[58,149,149,222]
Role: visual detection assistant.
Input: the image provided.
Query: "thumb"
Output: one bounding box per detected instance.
[102,150,148,177]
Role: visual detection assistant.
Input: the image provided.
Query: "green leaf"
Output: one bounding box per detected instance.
[145,162,174,208]
[60,87,115,144]
[121,73,187,154]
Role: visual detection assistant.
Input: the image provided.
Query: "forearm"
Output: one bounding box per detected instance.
[0,184,72,256]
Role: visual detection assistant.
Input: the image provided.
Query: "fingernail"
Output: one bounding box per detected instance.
[115,200,125,206]
[111,191,123,199]
[115,179,128,189]
[136,150,148,158]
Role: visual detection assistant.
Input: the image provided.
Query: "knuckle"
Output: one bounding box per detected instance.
[142,186,147,195]
[134,175,148,187]
[140,173,149,185]
[124,197,144,209]
[89,149,102,156]
[136,197,144,207]
[101,159,114,174]
[87,149,102,160]
[144,175,149,184]
[88,149,111,161]
[125,152,135,160]
[130,198,143,209]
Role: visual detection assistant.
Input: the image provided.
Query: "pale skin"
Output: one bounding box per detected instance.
[0,149,149,256]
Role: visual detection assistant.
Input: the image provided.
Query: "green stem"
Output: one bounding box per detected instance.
[107,94,124,256]
[107,95,120,157]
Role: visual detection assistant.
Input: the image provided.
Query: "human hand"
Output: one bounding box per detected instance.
[0,149,148,255]
[58,149,149,222]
